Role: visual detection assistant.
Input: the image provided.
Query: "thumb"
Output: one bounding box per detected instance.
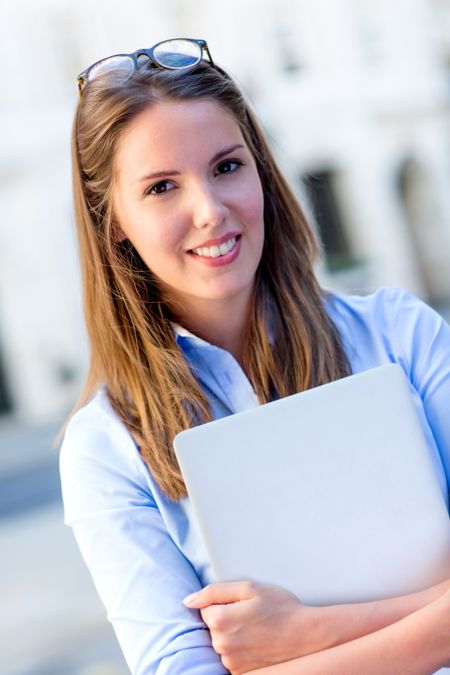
[183,580,258,609]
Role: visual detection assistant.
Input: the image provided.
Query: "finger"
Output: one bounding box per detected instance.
[183,580,259,608]
[200,604,230,631]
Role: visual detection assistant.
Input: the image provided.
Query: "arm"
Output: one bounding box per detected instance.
[59,403,227,675]
[185,578,450,673]
[314,576,450,650]
[390,289,450,499]
[244,588,450,675]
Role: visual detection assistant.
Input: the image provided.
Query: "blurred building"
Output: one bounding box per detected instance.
[0,0,449,423]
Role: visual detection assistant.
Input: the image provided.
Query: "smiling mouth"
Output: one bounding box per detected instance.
[190,235,240,258]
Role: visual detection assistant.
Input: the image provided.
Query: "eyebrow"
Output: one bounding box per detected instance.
[135,143,245,183]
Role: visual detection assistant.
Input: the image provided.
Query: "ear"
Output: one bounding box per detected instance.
[113,225,127,243]
[110,214,127,243]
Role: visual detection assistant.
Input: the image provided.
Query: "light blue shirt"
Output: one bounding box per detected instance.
[59,287,450,674]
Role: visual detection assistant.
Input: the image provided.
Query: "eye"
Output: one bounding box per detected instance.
[144,180,175,196]
[215,159,244,176]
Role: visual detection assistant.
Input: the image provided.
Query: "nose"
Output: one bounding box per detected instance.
[190,180,229,230]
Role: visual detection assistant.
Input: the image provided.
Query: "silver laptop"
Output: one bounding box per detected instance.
[174,364,450,606]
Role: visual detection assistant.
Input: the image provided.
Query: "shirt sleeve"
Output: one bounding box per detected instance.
[388,288,450,494]
[59,404,228,675]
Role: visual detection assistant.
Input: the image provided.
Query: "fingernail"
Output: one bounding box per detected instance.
[183,592,199,606]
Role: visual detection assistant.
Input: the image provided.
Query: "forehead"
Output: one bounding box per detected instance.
[115,99,246,176]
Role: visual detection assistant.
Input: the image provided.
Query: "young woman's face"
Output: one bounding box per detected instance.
[113,99,265,317]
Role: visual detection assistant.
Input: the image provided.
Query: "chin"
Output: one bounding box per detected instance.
[204,281,254,303]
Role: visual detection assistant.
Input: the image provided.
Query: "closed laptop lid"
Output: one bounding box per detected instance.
[174,364,450,605]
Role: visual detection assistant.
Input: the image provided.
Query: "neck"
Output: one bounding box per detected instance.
[171,290,253,368]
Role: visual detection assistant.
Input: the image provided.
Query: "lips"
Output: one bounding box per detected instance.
[188,231,241,251]
[186,233,242,267]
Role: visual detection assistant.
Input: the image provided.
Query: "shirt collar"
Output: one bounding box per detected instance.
[171,322,215,349]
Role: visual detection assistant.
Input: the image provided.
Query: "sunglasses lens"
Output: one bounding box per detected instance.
[153,39,202,69]
[88,55,134,83]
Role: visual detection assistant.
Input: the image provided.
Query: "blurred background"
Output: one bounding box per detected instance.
[1,0,450,673]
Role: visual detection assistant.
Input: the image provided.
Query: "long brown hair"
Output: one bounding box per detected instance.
[71,60,350,500]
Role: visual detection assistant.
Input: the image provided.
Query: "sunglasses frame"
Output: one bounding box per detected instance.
[77,38,214,96]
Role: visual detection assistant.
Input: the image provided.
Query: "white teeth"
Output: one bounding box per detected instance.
[192,236,237,258]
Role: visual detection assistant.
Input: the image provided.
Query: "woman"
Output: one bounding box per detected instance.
[60,38,450,674]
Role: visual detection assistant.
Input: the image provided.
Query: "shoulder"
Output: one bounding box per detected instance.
[325,285,450,373]
[59,387,154,523]
[60,386,136,468]
[326,285,414,321]
[325,285,440,332]
[61,386,130,448]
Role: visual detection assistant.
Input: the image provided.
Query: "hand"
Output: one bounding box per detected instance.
[183,580,316,674]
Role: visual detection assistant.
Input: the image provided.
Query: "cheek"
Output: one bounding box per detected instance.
[139,230,181,270]
[126,211,184,260]
[241,179,265,233]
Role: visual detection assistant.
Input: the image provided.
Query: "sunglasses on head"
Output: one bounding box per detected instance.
[77,38,214,97]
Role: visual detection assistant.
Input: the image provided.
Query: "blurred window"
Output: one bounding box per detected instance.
[274,27,302,75]
[0,345,12,415]
[302,169,356,272]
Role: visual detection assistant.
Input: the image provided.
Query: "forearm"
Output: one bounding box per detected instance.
[307,577,450,653]
[245,594,450,675]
